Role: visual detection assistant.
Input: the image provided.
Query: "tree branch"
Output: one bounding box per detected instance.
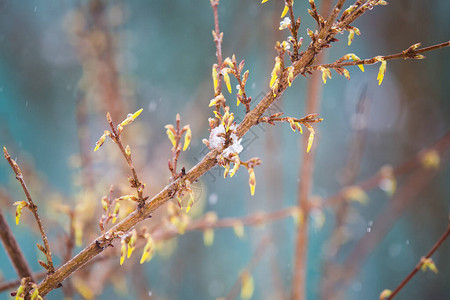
[386,221,450,299]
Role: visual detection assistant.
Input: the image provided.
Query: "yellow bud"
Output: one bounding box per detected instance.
[13,201,27,225]
[421,150,440,169]
[349,53,364,72]
[125,145,131,157]
[288,66,294,86]
[120,239,126,265]
[421,257,438,273]
[203,229,214,247]
[229,159,240,178]
[165,126,177,147]
[223,71,232,93]
[224,164,230,178]
[240,270,254,299]
[348,29,355,46]
[127,229,137,258]
[94,133,106,152]
[186,191,195,213]
[377,59,387,85]
[379,289,392,300]
[261,0,269,3]
[248,168,256,196]
[183,126,191,151]
[233,221,245,239]
[281,5,289,18]
[306,126,315,153]
[140,234,154,264]
[112,202,120,224]
[343,186,369,205]
[101,197,108,212]
[212,65,218,92]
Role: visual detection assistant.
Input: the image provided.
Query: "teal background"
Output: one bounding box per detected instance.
[0,0,449,299]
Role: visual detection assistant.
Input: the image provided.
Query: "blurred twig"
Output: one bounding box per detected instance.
[0,210,34,281]
[386,220,450,299]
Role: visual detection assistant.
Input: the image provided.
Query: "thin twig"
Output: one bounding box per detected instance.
[291,0,332,298]
[386,221,450,299]
[106,113,147,207]
[310,41,450,71]
[0,272,47,293]
[3,147,55,274]
[225,236,272,300]
[0,210,34,281]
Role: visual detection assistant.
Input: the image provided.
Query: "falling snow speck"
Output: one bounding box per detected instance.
[367,220,373,233]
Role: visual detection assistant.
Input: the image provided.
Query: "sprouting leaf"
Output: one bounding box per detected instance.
[15,282,25,300]
[240,270,254,300]
[281,5,289,18]
[183,126,191,151]
[348,53,364,72]
[127,230,137,258]
[112,202,120,224]
[288,66,294,86]
[377,59,387,85]
[348,29,355,46]
[140,234,154,264]
[421,150,440,170]
[421,257,438,273]
[13,201,28,225]
[306,125,315,153]
[344,186,369,205]
[229,158,240,178]
[233,221,245,239]
[119,108,143,127]
[290,207,304,226]
[125,145,131,157]
[248,168,256,196]
[165,125,177,147]
[203,229,214,247]
[212,65,218,92]
[94,133,106,152]
[120,239,126,265]
[320,67,331,84]
[379,289,392,299]
[223,71,232,93]
[261,0,269,4]
[186,191,195,213]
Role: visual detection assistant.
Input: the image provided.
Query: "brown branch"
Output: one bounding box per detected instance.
[211,0,224,120]
[0,210,34,281]
[323,131,450,208]
[323,166,443,299]
[310,41,450,71]
[291,0,333,298]
[3,147,55,274]
[225,236,272,300]
[386,220,450,299]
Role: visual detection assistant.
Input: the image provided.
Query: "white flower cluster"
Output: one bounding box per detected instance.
[279,17,291,30]
[209,124,243,157]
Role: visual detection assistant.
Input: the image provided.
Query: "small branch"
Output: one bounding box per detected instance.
[210,0,224,121]
[225,236,272,300]
[386,221,450,299]
[3,147,55,274]
[310,41,450,71]
[106,113,147,207]
[0,210,34,281]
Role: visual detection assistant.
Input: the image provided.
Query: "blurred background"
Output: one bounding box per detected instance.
[0,0,449,299]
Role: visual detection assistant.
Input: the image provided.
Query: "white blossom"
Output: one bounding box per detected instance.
[279,17,291,30]
[208,124,243,157]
